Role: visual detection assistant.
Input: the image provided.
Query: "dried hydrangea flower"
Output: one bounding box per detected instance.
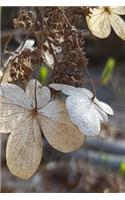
[49,83,114,136]
[86,6,125,40]
[0,80,84,179]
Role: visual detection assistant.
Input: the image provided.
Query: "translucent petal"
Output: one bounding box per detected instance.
[40,100,83,126]
[94,104,108,124]
[39,117,84,153]
[79,88,93,98]
[26,79,51,109]
[49,83,84,96]
[110,13,125,40]
[67,95,93,114]
[39,100,70,123]
[66,96,101,136]
[110,6,125,15]
[6,117,42,179]
[0,83,31,109]
[0,96,29,133]
[86,11,111,38]
[38,100,84,152]
[94,98,114,115]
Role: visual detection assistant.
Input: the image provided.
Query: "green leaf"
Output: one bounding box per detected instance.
[101,57,116,85]
[38,65,48,85]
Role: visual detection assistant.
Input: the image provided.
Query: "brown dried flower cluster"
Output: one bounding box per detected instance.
[8,7,88,87]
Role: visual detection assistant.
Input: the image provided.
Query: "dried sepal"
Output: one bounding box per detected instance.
[6,117,42,179]
[49,83,114,136]
[39,100,85,152]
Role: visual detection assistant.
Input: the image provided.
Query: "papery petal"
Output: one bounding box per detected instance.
[49,83,85,96]
[94,98,114,115]
[86,11,111,38]
[26,79,51,109]
[80,88,93,98]
[110,6,125,15]
[6,117,42,179]
[110,13,125,40]
[0,96,29,133]
[40,100,83,125]
[66,96,101,136]
[94,104,108,124]
[0,83,31,109]
[39,100,70,123]
[38,100,84,152]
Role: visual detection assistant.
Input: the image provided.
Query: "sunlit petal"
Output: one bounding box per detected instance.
[66,96,101,136]
[49,83,86,96]
[26,79,51,109]
[110,6,125,15]
[0,83,31,109]
[86,11,111,38]
[110,13,125,40]
[94,104,108,124]
[94,97,114,115]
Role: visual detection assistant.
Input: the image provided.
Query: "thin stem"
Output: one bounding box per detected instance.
[75,37,96,97]
[62,9,96,97]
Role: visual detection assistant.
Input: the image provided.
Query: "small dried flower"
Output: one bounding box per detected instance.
[0,80,84,179]
[49,83,114,136]
[86,6,125,40]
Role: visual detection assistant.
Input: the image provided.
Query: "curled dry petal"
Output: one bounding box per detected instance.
[94,98,114,115]
[94,104,108,124]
